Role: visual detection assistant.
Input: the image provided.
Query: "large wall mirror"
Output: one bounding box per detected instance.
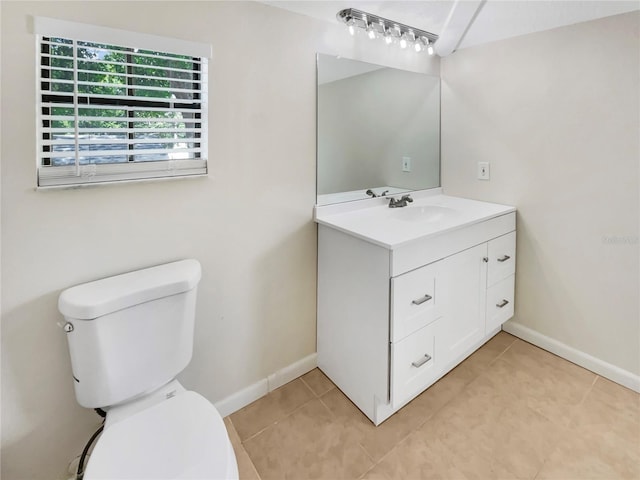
[316,54,441,205]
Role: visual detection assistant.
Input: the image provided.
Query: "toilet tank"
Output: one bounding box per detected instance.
[58,259,201,409]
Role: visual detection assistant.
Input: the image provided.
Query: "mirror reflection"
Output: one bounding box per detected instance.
[316,54,441,205]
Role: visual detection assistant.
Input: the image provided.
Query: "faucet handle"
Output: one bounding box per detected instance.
[401,194,414,203]
[366,189,377,198]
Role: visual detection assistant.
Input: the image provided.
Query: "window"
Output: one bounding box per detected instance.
[34,17,211,188]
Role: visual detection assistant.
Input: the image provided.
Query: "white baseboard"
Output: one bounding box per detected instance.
[503,321,640,393]
[267,352,318,392]
[214,353,317,417]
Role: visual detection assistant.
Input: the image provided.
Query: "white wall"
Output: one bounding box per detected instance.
[441,12,639,376]
[0,1,439,478]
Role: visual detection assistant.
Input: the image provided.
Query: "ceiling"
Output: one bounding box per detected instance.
[260,1,639,54]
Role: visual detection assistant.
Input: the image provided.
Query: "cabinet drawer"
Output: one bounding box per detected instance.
[391,321,439,408]
[486,275,515,332]
[391,262,441,342]
[487,231,516,286]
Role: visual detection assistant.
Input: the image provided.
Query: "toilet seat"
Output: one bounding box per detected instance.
[85,391,238,480]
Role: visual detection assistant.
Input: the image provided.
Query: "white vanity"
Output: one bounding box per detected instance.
[314,188,516,425]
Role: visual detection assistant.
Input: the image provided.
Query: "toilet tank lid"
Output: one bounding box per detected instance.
[58,259,201,320]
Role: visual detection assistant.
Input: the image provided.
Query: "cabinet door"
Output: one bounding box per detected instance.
[438,244,488,367]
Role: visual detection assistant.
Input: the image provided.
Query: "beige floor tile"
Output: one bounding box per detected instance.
[301,368,336,397]
[591,376,640,416]
[243,398,374,480]
[230,378,315,440]
[501,339,595,384]
[487,402,566,479]
[462,331,517,374]
[319,387,427,462]
[570,377,640,452]
[358,463,391,480]
[407,364,477,415]
[377,427,519,480]
[537,427,640,479]
[224,417,242,448]
[423,375,512,452]
[235,446,262,480]
[224,417,261,480]
[376,432,469,479]
[322,340,504,463]
[237,337,637,480]
[484,356,594,426]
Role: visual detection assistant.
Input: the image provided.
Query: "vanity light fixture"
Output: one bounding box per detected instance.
[337,8,438,55]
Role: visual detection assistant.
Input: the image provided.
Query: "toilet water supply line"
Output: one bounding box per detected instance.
[76,422,104,480]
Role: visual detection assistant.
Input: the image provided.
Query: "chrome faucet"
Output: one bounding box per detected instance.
[366,189,390,198]
[388,194,414,208]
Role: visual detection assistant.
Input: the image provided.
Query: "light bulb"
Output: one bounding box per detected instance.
[414,41,422,52]
[384,31,393,45]
[399,33,408,49]
[347,19,355,36]
[367,24,376,40]
[427,43,434,55]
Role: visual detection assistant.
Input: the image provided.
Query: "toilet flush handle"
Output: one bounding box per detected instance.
[57,321,74,333]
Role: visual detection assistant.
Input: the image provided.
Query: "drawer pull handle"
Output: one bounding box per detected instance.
[411,294,432,306]
[411,354,432,368]
[496,299,509,308]
[497,255,511,263]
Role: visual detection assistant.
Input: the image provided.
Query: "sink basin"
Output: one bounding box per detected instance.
[390,205,457,223]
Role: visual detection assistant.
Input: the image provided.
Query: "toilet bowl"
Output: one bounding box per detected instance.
[85,388,238,479]
[58,260,238,479]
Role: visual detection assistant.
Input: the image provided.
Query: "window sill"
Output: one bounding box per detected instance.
[35,172,208,191]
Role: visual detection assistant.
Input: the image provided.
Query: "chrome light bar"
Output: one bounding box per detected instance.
[337,8,438,54]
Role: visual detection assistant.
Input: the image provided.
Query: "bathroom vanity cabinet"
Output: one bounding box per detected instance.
[315,191,516,425]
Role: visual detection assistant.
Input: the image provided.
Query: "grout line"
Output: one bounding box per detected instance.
[238,380,318,444]
[299,373,336,399]
[357,441,377,466]
[298,374,317,398]
[224,417,263,480]
[242,447,263,480]
[357,459,392,480]
[315,393,381,477]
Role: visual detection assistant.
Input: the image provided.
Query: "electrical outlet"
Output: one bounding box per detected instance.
[477,162,490,180]
[402,156,412,172]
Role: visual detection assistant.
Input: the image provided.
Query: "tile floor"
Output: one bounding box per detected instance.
[224,332,640,479]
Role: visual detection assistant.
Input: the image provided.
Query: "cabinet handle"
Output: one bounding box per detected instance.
[411,354,432,368]
[497,255,511,263]
[411,294,432,305]
[483,257,489,263]
[496,299,509,308]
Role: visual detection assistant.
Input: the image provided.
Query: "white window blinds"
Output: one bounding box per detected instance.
[34,17,211,188]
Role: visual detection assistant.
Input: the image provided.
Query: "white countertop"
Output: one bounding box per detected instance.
[314,189,516,249]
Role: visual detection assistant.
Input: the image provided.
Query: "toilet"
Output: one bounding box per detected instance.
[58,259,238,479]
